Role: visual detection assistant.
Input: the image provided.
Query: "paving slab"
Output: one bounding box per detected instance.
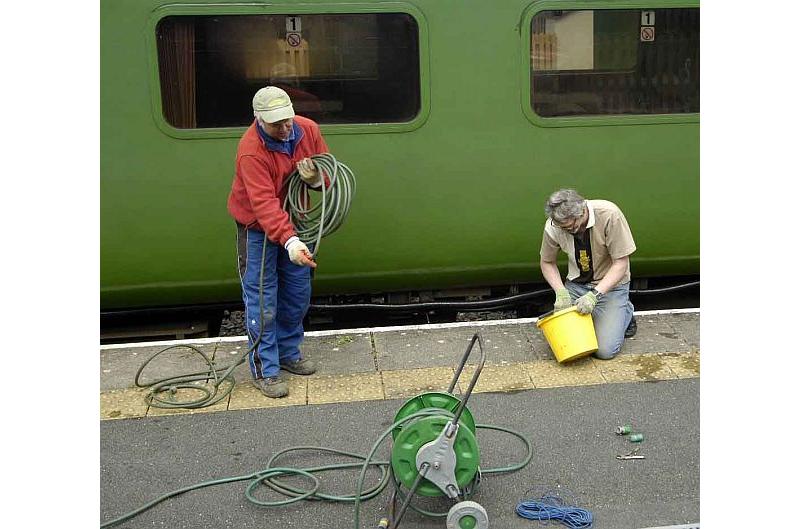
[664,313,700,351]
[218,342,260,385]
[520,324,561,361]
[455,363,535,394]
[473,324,538,363]
[307,372,384,405]
[374,326,535,371]
[660,351,700,378]
[374,327,482,370]
[594,353,679,384]
[301,332,376,374]
[620,316,692,355]
[99,387,149,420]
[525,357,607,389]
[381,366,456,399]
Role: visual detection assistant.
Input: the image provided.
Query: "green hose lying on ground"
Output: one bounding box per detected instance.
[100,408,532,528]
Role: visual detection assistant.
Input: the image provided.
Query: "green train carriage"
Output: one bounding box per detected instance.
[100,0,699,320]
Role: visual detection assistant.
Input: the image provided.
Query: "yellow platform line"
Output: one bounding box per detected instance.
[100,351,699,420]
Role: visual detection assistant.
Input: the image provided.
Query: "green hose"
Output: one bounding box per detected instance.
[101,408,532,528]
[137,153,355,410]
[283,152,356,258]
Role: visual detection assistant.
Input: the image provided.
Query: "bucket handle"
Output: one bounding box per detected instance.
[447,332,486,426]
[538,309,555,320]
[537,306,576,322]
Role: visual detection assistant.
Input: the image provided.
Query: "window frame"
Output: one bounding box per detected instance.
[146,2,430,139]
[519,0,700,128]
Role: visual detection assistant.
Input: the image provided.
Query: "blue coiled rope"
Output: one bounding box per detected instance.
[515,491,593,528]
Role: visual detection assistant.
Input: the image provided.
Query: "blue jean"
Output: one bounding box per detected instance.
[565,281,634,360]
[236,225,312,379]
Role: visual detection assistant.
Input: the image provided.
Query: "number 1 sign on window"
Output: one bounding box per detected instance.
[286,16,302,33]
[641,11,655,26]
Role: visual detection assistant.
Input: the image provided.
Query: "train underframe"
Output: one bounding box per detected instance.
[100,274,699,343]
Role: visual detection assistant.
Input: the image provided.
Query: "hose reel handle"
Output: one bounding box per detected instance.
[447,332,486,426]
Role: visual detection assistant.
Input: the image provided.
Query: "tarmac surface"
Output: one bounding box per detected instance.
[100,309,700,529]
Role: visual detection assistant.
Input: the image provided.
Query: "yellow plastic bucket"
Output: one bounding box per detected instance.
[536,306,599,363]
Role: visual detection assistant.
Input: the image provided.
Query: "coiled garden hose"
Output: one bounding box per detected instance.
[134,244,265,409]
[283,152,356,258]
[100,408,532,528]
[137,153,355,410]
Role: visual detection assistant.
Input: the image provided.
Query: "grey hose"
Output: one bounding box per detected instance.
[283,152,356,258]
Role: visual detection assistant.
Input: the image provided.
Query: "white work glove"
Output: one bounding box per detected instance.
[296,158,322,187]
[284,236,316,268]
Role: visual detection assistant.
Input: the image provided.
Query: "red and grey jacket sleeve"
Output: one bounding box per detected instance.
[310,121,329,155]
[310,121,332,189]
[237,154,296,246]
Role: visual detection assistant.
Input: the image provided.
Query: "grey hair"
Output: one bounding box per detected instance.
[544,189,586,223]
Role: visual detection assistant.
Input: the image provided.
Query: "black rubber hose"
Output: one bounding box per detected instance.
[310,280,699,312]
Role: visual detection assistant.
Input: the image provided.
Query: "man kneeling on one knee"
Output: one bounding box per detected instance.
[539,189,637,360]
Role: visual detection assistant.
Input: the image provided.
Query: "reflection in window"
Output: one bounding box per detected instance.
[156,14,420,128]
[530,8,699,117]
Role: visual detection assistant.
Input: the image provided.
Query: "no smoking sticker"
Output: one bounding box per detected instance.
[640,26,655,42]
[286,32,302,47]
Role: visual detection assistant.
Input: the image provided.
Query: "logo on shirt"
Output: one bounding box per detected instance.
[578,250,591,272]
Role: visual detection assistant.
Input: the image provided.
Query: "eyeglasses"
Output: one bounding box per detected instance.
[552,216,582,232]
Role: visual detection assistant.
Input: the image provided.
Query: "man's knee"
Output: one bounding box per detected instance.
[593,347,619,360]
[247,307,276,330]
[278,293,311,324]
[593,336,623,360]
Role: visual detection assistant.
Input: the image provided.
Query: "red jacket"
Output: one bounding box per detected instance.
[227,115,329,246]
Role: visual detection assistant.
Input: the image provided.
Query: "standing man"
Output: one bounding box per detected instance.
[539,189,638,360]
[227,86,328,398]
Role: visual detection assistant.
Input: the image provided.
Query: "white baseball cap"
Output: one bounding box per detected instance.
[252,86,295,123]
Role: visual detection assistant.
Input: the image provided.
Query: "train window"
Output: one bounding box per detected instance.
[155,14,420,128]
[530,8,699,117]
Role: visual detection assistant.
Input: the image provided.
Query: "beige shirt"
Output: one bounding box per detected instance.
[540,199,636,285]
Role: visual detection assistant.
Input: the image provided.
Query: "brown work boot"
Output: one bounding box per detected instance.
[280,357,316,375]
[255,376,288,398]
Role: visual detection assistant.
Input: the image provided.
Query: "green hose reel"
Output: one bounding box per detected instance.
[382,333,492,529]
[391,395,480,497]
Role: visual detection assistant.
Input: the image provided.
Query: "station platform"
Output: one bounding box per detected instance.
[100,308,700,529]
[100,309,699,420]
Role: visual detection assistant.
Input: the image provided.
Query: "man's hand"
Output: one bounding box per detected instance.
[296,158,322,187]
[575,291,598,314]
[285,237,317,268]
[554,288,572,311]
